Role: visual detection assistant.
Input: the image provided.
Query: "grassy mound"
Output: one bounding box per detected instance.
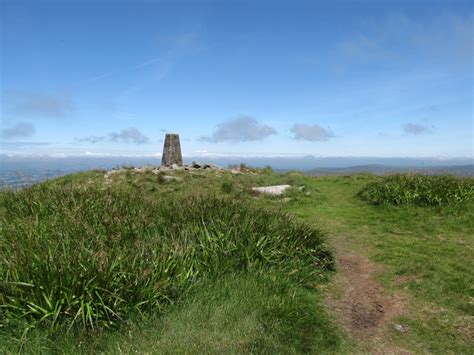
[0,183,333,332]
[357,174,474,206]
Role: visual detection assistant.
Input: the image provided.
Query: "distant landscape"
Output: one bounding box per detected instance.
[1,155,473,187]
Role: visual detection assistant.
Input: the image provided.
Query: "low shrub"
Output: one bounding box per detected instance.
[0,184,332,332]
[357,174,474,206]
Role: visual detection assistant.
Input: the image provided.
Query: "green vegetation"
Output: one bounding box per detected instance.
[357,174,474,206]
[1,168,473,353]
[0,170,341,353]
[289,174,474,353]
[1,184,332,330]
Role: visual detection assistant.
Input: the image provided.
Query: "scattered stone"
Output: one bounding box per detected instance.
[162,175,184,182]
[393,324,409,333]
[171,163,184,170]
[230,169,241,175]
[192,161,202,168]
[104,169,123,178]
[252,185,291,196]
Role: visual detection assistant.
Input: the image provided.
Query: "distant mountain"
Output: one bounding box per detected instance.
[306,164,474,177]
[1,155,473,188]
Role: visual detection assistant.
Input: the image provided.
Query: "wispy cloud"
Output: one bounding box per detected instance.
[291,123,334,141]
[3,91,74,118]
[78,127,149,145]
[1,122,35,139]
[77,135,107,144]
[88,31,204,84]
[0,141,50,148]
[110,127,149,144]
[199,116,277,143]
[336,13,473,71]
[337,34,390,60]
[403,123,433,135]
[134,57,163,69]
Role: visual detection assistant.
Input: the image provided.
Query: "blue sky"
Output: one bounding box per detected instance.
[1,0,473,157]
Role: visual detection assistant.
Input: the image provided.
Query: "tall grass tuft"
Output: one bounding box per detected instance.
[357,174,474,206]
[0,183,333,332]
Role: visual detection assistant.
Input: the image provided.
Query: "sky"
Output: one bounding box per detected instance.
[1,0,473,158]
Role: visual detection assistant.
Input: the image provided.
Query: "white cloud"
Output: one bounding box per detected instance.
[291,123,334,141]
[78,127,149,145]
[1,122,35,138]
[3,91,74,118]
[403,123,433,135]
[199,116,277,143]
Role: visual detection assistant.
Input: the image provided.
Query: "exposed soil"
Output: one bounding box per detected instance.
[325,236,410,353]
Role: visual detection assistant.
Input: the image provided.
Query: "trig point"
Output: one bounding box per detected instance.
[161,133,183,167]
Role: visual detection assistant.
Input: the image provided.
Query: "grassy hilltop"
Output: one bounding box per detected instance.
[1,166,473,353]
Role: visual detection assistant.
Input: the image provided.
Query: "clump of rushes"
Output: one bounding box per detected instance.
[357,174,474,206]
[0,184,333,332]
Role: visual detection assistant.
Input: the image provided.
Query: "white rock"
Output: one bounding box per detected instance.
[171,164,184,170]
[104,169,123,177]
[162,175,183,182]
[393,324,408,333]
[251,185,291,196]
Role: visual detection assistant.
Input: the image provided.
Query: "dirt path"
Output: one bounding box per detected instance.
[325,236,410,354]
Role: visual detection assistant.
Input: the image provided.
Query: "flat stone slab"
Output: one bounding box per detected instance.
[251,185,291,196]
[162,175,183,182]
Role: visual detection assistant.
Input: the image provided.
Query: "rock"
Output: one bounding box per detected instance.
[281,197,292,203]
[230,169,241,175]
[393,324,408,333]
[171,163,184,170]
[192,161,202,168]
[251,185,291,196]
[104,169,123,177]
[162,175,183,182]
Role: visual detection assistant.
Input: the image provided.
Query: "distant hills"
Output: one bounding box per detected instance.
[306,164,474,176]
[1,155,473,187]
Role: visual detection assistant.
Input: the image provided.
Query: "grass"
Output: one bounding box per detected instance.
[288,174,474,353]
[0,169,341,353]
[357,173,474,206]
[1,272,347,354]
[1,168,473,353]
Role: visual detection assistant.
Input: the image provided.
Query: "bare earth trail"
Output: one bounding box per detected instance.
[290,179,414,353]
[325,235,410,354]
